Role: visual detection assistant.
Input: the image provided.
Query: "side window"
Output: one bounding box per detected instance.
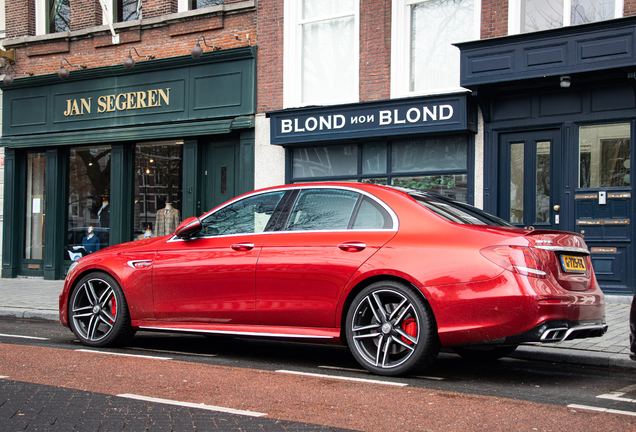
[200,192,285,236]
[352,197,392,230]
[286,189,359,231]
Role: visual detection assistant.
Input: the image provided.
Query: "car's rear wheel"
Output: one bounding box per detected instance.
[452,345,518,362]
[345,281,440,376]
[69,272,135,347]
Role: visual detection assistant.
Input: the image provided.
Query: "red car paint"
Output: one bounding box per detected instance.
[60,182,606,374]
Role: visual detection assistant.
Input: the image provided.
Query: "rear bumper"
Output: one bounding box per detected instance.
[504,319,607,344]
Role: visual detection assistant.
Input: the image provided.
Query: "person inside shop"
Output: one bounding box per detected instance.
[82,225,100,254]
[155,201,180,237]
[98,197,110,228]
[137,224,154,240]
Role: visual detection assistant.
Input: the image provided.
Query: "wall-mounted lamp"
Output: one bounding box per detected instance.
[3,65,34,86]
[58,58,87,80]
[560,75,571,88]
[191,35,220,59]
[234,33,251,45]
[123,47,155,70]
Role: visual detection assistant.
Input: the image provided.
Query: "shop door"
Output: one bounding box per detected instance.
[498,130,562,230]
[203,143,236,213]
[22,152,47,277]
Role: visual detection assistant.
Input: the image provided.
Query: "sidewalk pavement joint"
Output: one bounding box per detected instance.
[0,277,633,370]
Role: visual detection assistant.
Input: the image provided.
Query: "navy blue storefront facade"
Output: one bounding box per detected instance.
[457,17,636,295]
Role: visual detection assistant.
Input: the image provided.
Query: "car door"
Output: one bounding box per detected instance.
[256,187,398,328]
[152,190,287,323]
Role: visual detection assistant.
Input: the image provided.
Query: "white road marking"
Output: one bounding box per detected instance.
[127,347,218,358]
[276,370,408,387]
[0,376,8,379]
[0,333,49,340]
[318,365,369,373]
[568,404,636,417]
[596,383,636,403]
[75,349,172,360]
[117,394,267,417]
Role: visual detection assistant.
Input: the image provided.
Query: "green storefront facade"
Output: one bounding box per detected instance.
[1,47,256,280]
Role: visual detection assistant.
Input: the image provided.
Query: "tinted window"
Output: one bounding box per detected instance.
[286,189,359,231]
[352,197,392,230]
[411,194,513,227]
[200,192,285,236]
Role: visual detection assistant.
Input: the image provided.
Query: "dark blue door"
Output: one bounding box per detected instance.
[498,130,562,231]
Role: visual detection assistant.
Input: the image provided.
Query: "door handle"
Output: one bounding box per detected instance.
[553,205,560,212]
[231,242,254,251]
[338,242,366,252]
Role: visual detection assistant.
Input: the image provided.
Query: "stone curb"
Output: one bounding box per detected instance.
[513,345,636,370]
[0,307,59,322]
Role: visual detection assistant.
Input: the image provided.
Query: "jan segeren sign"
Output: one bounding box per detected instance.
[268,94,473,145]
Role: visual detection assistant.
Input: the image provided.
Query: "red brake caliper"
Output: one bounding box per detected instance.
[110,296,117,323]
[401,318,417,344]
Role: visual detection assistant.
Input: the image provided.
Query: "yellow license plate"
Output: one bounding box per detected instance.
[560,255,587,273]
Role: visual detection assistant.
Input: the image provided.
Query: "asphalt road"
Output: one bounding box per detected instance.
[1,318,635,431]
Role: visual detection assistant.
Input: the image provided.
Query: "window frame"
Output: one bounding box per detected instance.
[507,0,624,35]
[390,0,481,99]
[283,0,360,108]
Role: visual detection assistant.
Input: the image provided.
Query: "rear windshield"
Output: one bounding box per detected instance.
[409,193,513,227]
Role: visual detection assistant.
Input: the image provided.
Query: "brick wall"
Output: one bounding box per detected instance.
[481,0,508,39]
[256,0,283,113]
[626,0,636,16]
[142,0,178,19]
[6,0,36,38]
[71,0,103,31]
[5,3,256,80]
[359,0,391,102]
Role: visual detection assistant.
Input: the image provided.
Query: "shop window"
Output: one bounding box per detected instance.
[579,123,631,188]
[284,0,359,107]
[135,141,184,240]
[67,146,111,261]
[391,0,480,98]
[289,136,471,202]
[25,153,47,260]
[509,0,622,34]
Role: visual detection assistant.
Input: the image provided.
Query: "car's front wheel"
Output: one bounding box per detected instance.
[345,281,440,376]
[69,272,135,347]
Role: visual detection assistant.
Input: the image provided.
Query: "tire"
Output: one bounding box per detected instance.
[345,280,440,376]
[68,272,136,347]
[452,345,518,362]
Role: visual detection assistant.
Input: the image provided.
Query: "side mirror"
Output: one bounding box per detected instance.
[174,217,202,239]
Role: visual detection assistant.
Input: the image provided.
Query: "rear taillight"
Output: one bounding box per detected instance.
[480,246,548,279]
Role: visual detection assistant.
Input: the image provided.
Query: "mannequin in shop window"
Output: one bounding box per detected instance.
[82,226,100,254]
[155,202,180,236]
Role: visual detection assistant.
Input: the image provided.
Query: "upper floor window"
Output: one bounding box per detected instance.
[116,0,142,22]
[391,0,481,98]
[178,0,224,11]
[283,0,360,108]
[49,0,70,33]
[509,0,623,34]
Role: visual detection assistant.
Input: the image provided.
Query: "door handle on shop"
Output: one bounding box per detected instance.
[338,242,366,252]
[231,243,255,251]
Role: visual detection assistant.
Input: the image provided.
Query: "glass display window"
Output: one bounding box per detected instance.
[134,141,184,240]
[289,135,471,202]
[25,152,47,260]
[67,146,112,260]
[579,123,631,188]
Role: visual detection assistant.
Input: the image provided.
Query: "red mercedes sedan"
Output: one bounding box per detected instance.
[59,183,607,376]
